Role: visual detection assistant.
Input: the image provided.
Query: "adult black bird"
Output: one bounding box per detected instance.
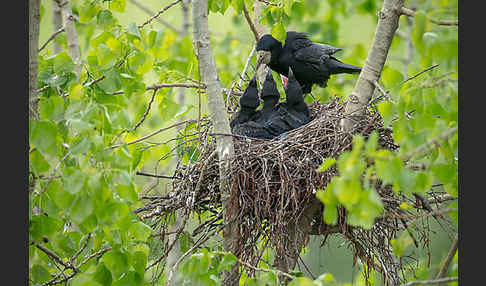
[256,31,362,94]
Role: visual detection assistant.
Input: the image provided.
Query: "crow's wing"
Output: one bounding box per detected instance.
[294,43,343,65]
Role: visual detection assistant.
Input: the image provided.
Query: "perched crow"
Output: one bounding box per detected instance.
[230,74,261,130]
[256,31,362,93]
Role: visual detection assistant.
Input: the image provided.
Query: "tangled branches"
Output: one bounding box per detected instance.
[135,97,455,284]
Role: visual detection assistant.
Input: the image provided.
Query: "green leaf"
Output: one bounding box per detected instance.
[71,273,102,286]
[30,151,51,174]
[175,104,194,119]
[231,0,244,12]
[260,271,279,286]
[97,44,117,69]
[334,178,361,207]
[271,22,286,43]
[30,120,59,156]
[79,2,99,23]
[70,196,94,224]
[411,11,427,55]
[113,271,142,286]
[64,169,86,194]
[100,249,130,278]
[375,157,403,187]
[323,205,338,225]
[283,0,293,16]
[39,96,65,122]
[131,250,147,274]
[52,51,74,73]
[126,22,141,39]
[94,263,113,286]
[31,264,51,284]
[129,221,152,241]
[414,171,434,194]
[317,158,336,173]
[431,163,456,185]
[218,252,237,272]
[109,0,126,12]
[97,10,115,26]
[377,101,394,127]
[288,277,316,286]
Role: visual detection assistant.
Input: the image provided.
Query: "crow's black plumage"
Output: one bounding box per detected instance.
[261,67,310,137]
[259,69,280,122]
[256,31,362,93]
[229,74,261,130]
[231,69,311,140]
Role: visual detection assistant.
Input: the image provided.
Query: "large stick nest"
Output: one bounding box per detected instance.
[138,96,453,283]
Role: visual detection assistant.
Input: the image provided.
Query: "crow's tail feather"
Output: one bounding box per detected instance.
[328,57,362,74]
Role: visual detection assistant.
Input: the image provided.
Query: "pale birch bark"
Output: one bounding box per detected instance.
[52,0,63,54]
[192,0,237,284]
[29,0,41,120]
[54,0,82,76]
[341,0,405,132]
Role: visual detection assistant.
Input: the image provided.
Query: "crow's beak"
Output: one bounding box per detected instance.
[256,51,271,70]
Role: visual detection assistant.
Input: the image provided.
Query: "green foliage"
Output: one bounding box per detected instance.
[31,0,457,285]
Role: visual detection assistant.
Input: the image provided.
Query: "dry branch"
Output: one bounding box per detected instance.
[401,7,458,26]
[129,0,183,33]
[435,234,458,281]
[39,27,65,52]
[139,0,183,29]
[401,276,458,286]
[106,120,197,150]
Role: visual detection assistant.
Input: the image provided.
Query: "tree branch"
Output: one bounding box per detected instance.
[435,234,458,282]
[138,0,183,29]
[129,0,183,33]
[401,127,458,161]
[401,7,458,26]
[106,120,197,150]
[132,89,157,131]
[243,4,260,42]
[39,27,65,52]
[401,276,458,286]
[341,0,405,132]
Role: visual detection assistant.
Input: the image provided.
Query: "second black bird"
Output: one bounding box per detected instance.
[256,31,362,94]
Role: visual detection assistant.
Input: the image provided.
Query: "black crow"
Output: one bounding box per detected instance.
[258,67,311,138]
[256,31,362,93]
[259,69,280,122]
[230,74,261,130]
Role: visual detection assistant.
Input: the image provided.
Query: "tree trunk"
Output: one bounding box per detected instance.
[192,0,238,284]
[341,0,405,132]
[29,0,41,120]
[54,0,81,77]
[52,0,63,54]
